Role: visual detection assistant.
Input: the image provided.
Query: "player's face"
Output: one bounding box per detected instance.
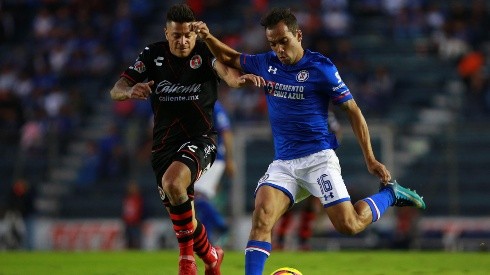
[165,21,197,58]
[265,21,304,65]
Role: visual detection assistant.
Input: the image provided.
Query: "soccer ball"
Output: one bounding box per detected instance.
[271,267,303,275]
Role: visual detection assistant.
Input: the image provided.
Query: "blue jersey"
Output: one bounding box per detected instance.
[213,101,231,160]
[240,49,353,160]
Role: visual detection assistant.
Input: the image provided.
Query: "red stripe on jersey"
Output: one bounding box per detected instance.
[192,101,212,130]
[179,119,191,138]
[333,91,351,104]
[152,119,179,152]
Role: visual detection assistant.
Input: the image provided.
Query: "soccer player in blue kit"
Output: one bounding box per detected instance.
[193,7,426,275]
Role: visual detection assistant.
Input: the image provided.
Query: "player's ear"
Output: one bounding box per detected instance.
[297,29,303,43]
[164,27,168,40]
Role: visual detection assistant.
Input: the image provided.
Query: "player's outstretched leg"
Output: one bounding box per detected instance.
[382,180,426,209]
[193,221,223,275]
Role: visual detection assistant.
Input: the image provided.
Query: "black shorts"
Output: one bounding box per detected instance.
[151,134,217,206]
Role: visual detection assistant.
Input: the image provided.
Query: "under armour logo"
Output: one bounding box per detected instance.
[268,66,277,74]
[182,155,194,162]
[323,192,334,201]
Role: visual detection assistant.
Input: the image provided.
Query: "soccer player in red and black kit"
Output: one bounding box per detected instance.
[109,4,264,275]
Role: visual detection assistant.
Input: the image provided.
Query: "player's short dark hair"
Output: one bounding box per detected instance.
[166,4,195,23]
[260,7,298,34]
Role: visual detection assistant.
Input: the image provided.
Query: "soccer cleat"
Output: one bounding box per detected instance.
[382,180,426,209]
[205,246,224,275]
[179,258,198,275]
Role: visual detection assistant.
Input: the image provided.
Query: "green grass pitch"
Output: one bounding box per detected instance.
[1,250,489,274]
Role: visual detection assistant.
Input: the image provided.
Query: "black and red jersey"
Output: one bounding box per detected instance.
[121,40,219,152]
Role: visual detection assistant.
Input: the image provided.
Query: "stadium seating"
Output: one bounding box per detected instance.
[1,2,489,224]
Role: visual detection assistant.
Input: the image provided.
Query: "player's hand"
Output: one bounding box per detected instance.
[367,159,391,184]
[191,21,210,39]
[238,74,266,87]
[129,80,154,99]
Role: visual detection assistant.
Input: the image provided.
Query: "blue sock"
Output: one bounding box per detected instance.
[245,240,271,275]
[362,188,395,222]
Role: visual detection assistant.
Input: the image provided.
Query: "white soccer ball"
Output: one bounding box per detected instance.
[270,267,303,275]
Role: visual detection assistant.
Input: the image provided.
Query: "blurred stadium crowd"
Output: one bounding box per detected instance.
[1,0,490,250]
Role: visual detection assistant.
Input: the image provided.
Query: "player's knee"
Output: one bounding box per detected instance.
[161,177,183,196]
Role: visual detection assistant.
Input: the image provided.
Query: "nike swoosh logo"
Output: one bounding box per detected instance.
[182,155,194,162]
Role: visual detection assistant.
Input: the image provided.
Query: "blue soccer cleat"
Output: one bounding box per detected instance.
[382,180,426,209]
